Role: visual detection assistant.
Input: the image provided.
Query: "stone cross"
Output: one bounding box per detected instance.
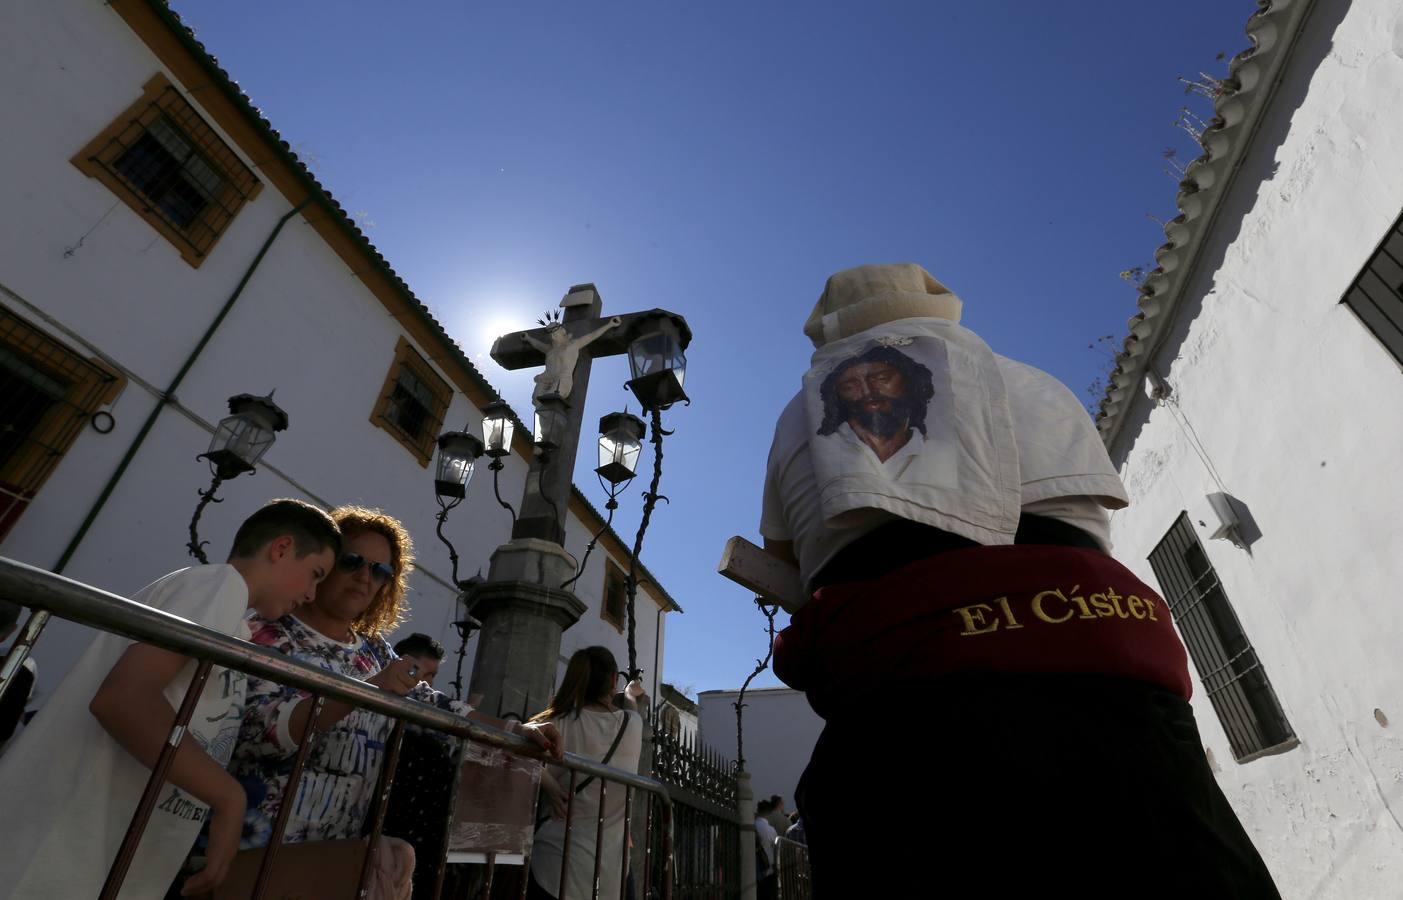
[490,283,659,545]
[472,284,673,717]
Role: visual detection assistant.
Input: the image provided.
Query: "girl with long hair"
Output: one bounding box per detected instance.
[527,646,644,900]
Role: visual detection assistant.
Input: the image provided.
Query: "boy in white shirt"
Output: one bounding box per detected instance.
[0,498,341,899]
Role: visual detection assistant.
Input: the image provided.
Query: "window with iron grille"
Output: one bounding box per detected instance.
[370,337,452,466]
[71,73,261,267]
[1341,208,1403,367]
[1147,513,1295,761]
[602,562,627,630]
[0,308,121,543]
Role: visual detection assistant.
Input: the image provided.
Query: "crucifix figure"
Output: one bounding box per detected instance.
[491,286,688,546]
[492,286,630,545]
[525,316,622,404]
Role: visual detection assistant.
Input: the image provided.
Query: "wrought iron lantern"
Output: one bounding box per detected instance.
[188,392,288,564]
[481,399,515,459]
[596,411,646,486]
[625,312,690,411]
[532,402,568,453]
[433,431,485,501]
[203,392,288,479]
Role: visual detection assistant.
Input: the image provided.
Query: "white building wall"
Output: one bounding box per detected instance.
[0,0,669,712]
[697,687,822,813]
[674,707,699,743]
[654,687,699,743]
[1107,2,1403,896]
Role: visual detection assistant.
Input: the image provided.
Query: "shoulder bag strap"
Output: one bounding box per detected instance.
[572,712,631,797]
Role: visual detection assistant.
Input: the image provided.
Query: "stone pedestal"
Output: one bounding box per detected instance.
[466,538,585,719]
[737,770,758,900]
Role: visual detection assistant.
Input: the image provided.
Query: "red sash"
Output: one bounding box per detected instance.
[773,545,1191,718]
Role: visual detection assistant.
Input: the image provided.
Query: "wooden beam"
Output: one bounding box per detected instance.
[490,309,684,371]
[716,536,805,613]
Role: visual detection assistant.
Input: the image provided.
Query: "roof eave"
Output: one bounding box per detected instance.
[1096,0,1320,452]
[131,0,682,610]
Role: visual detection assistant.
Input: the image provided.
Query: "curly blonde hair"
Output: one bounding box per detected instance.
[331,505,415,637]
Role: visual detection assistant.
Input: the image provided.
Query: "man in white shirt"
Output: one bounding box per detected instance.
[753,798,778,900]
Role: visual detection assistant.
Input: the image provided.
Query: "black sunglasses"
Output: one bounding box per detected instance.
[337,552,394,585]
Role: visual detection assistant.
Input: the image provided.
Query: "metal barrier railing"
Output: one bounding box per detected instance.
[774,836,811,900]
[650,725,741,898]
[0,557,673,900]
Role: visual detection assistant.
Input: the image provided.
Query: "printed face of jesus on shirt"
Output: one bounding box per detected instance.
[816,344,938,466]
[834,361,913,462]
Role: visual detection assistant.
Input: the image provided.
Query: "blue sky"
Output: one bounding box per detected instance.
[171,0,1252,695]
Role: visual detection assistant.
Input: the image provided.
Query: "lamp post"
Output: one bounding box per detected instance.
[187,392,288,564]
[463,284,691,718]
[624,314,689,412]
[430,428,486,702]
[433,431,484,504]
[595,411,646,487]
[561,411,647,593]
[431,428,484,582]
[479,399,519,525]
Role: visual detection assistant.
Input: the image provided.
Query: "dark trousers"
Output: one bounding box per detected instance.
[796,672,1281,900]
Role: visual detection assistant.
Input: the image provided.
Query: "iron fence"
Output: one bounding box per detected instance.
[650,727,741,899]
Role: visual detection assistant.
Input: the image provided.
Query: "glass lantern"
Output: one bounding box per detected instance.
[626,313,690,411]
[434,431,484,500]
[481,399,515,459]
[533,403,568,452]
[204,393,288,478]
[596,411,646,485]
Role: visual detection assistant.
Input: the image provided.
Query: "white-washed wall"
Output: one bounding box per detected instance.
[697,687,821,812]
[1107,1,1403,895]
[0,0,668,710]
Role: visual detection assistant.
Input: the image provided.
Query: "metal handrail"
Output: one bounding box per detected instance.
[0,556,668,795]
[0,556,675,900]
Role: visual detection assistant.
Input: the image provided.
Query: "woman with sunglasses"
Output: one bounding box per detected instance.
[228,505,560,852]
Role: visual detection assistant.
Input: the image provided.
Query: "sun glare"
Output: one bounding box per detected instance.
[479,314,524,348]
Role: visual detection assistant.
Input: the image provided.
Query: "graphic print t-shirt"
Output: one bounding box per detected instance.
[232,615,468,848]
[0,565,251,900]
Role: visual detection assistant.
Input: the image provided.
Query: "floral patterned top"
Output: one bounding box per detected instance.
[230,613,469,849]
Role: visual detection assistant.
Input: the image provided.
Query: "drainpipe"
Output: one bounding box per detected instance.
[53,197,311,574]
[0,199,312,709]
[652,604,662,714]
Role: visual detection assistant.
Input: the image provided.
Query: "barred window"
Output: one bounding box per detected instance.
[0,308,121,542]
[1342,209,1403,366]
[71,73,262,267]
[602,562,627,630]
[1148,513,1295,761]
[371,337,452,466]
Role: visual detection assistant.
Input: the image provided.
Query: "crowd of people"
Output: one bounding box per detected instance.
[0,259,1286,900]
[753,794,805,900]
[0,498,648,900]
